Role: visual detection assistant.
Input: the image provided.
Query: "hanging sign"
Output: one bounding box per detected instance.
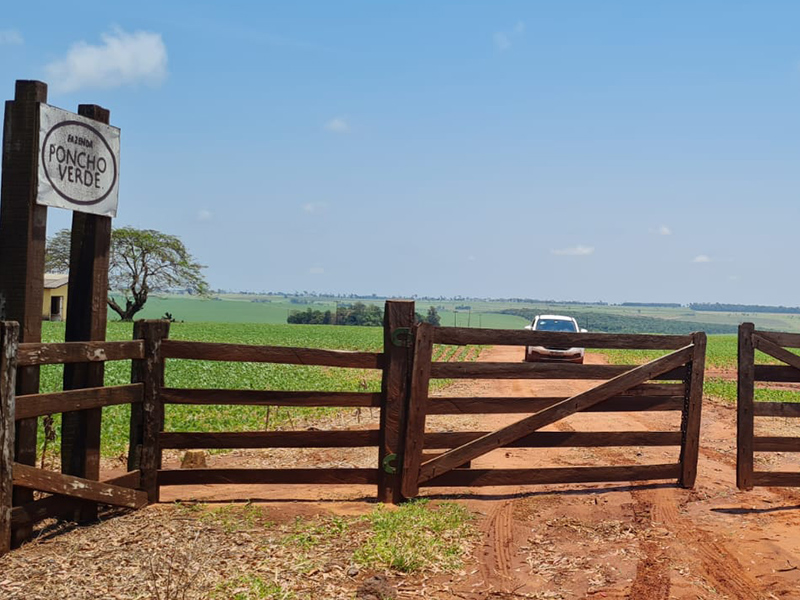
[37,104,120,217]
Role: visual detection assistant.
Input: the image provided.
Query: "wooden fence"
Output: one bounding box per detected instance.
[1,322,148,554]
[737,323,800,489]
[400,325,706,497]
[1,302,712,554]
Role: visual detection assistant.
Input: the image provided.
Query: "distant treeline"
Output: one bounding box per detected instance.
[498,309,737,335]
[288,302,383,326]
[689,303,800,315]
[620,302,682,308]
[288,302,441,327]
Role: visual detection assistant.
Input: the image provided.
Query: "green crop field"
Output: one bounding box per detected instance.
[598,334,800,370]
[36,321,481,460]
[116,293,800,335]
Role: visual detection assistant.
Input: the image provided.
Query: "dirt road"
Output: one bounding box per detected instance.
[417,345,800,599]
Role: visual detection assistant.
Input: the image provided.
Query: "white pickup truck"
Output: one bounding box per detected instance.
[523,314,586,364]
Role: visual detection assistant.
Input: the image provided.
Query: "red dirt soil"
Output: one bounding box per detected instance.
[149,345,800,599]
[9,345,800,599]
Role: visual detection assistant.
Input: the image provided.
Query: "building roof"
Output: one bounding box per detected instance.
[44,273,69,289]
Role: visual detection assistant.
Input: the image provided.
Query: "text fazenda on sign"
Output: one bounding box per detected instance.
[37,104,120,217]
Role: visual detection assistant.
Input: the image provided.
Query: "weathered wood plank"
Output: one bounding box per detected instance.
[129,321,170,504]
[12,463,147,509]
[753,437,800,452]
[158,468,378,486]
[424,430,681,448]
[737,323,755,490]
[426,396,684,414]
[679,332,706,488]
[161,388,380,407]
[15,384,143,420]
[17,340,144,366]
[753,365,800,383]
[400,323,435,498]
[161,340,384,369]
[0,80,49,549]
[753,334,800,372]
[1,322,19,555]
[753,402,800,417]
[424,463,681,487]
[418,345,694,486]
[160,430,381,449]
[752,471,800,487]
[10,471,141,528]
[430,362,687,380]
[378,301,415,504]
[755,331,800,349]
[432,327,692,349]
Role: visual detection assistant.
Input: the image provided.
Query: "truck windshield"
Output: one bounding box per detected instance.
[534,319,578,332]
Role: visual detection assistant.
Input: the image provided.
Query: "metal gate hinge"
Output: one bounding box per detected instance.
[382,453,398,474]
[391,327,413,348]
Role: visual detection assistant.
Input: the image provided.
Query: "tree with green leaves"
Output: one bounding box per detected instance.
[46,227,208,321]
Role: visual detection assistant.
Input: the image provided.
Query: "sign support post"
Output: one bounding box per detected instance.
[0,80,48,547]
[60,104,113,522]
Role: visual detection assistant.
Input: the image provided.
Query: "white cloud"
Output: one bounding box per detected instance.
[0,30,23,45]
[324,117,349,133]
[197,209,212,222]
[302,202,327,214]
[309,266,324,275]
[493,21,525,51]
[551,245,595,256]
[45,28,168,92]
[692,254,712,263]
[493,33,511,51]
[657,225,672,236]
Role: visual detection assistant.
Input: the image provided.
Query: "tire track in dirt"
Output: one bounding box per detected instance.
[646,487,763,600]
[477,500,519,593]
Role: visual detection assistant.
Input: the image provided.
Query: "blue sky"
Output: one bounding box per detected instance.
[2,2,800,304]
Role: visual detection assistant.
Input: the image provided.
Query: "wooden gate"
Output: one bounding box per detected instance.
[737,323,800,489]
[401,324,706,497]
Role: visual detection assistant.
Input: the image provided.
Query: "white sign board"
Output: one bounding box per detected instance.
[37,104,120,217]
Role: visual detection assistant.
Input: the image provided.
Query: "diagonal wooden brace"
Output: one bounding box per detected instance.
[752,334,800,372]
[417,344,695,486]
[12,463,147,509]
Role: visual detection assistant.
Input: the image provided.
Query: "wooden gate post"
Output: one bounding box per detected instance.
[60,103,113,522]
[737,322,755,490]
[0,80,48,547]
[129,320,170,503]
[0,321,19,555]
[400,322,435,499]
[679,331,706,488]
[377,300,415,504]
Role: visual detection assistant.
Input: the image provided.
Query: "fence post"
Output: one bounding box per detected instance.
[737,322,755,490]
[0,80,49,547]
[377,300,415,504]
[129,320,170,503]
[1,321,19,555]
[400,322,435,499]
[679,331,706,488]
[60,104,113,523]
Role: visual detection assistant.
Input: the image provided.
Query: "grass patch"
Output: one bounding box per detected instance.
[353,499,475,573]
[705,378,800,404]
[212,575,294,600]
